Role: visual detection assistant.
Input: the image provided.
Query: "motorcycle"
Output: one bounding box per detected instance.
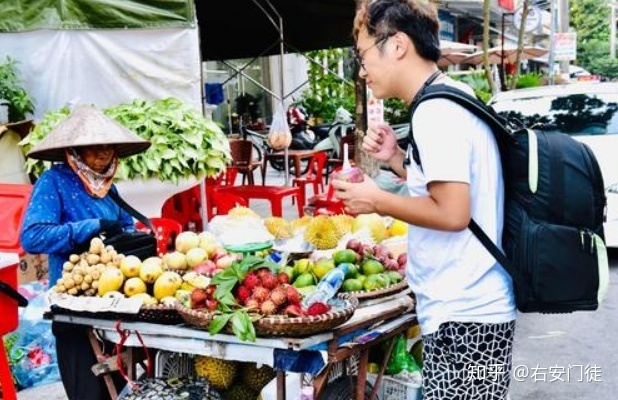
[313,107,356,159]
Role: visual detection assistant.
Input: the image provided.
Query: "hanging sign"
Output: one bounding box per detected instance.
[554,32,578,61]
[513,6,542,33]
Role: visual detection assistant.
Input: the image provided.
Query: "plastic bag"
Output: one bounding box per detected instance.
[8,285,60,389]
[267,103,292,150]
[386,334,422,376]
[9,318,60,389]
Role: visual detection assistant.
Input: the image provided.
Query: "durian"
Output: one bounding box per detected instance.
[240,362,277,393]
[223,383,258,400]
[227,206,260,219]
[263,217,293,239]
[330,214,355,237]
[304,215,341,249]
[194,355,238,391]
[290,215,312,233]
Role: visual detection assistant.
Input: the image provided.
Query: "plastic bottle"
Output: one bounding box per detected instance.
[332,142,364,183]
[302,263,350,309]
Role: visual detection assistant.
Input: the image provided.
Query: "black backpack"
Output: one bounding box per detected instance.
[407,84,610,313]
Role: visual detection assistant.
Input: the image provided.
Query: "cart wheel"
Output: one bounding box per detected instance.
[318,375,379,400]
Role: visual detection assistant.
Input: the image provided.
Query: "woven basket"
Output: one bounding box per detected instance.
[254,297,359,337]
[136,303,183,325]
[49,295,182,325]
[337,280,408,301]
[175,302,215,330]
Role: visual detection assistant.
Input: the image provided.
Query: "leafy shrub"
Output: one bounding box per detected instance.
[0,56,35,122]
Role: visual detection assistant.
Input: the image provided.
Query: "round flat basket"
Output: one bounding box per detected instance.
[136,303,183,325]
[337,280,408,301]
[175,303,215,330]
[255,298,359,337]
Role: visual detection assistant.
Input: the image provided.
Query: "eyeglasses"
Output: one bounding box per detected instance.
[354,34,394,70]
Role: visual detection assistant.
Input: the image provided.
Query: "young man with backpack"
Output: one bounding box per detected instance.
[331,1,517,398]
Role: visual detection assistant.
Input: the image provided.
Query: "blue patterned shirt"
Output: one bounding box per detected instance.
[20,164,134,286]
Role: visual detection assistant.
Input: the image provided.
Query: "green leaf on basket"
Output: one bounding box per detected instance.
[218,292,238,308]
[209,313,233,336]
[214,280,236,300]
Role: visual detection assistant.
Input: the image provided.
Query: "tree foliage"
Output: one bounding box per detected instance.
[571,0,610,67]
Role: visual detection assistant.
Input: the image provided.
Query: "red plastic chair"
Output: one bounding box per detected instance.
[161,168,238,231]
[135,217,183,257]
[309,166,355,216]
[212,193,248,215]
[292,151,327,203]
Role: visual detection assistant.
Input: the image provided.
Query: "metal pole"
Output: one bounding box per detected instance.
[558,0,570,74]
[548,0,556,85]
[501,13,506,92]
[278,15,290,187]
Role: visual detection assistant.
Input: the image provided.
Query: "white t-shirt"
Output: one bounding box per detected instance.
[405,79,516,335]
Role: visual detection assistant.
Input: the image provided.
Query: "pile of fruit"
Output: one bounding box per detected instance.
[51,237,215,306]
[194,356,276,399]
[163,230,239,275]
[284,238,407,295]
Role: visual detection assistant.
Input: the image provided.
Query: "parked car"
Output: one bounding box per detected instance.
[488,82,618,247]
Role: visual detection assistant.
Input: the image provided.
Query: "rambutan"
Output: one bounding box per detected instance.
[243,273,260,290]
[270,287,287,306]
[251,286,270,302]
[277,272,290,284]
[236,285,251,305]
[260,300,277,315]
[284,304,306,317]
[307,302,331,316]
[245,298,260,311]
[261,274,278,290]
[256,268,271,280]
[285,285,301,305]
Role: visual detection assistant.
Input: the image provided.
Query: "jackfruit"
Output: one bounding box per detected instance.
[223,383,257,400]
[240,362,277,393]
[263,217,293,239]
[330,214,355,237]
[227,206,260,219]
[194,355,238,391]
[304,215,341,250]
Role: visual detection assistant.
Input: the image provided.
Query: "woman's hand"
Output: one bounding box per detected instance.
[362,122,399,162]
[331,175,382,215]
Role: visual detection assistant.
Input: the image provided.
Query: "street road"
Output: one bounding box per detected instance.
[509,250,618,400]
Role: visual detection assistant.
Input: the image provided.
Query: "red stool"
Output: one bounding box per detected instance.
[212,193,248,215]
[135,217,183,257]
[0,254,28,400]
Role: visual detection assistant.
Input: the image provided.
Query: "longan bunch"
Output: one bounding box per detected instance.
[53,237,124,296]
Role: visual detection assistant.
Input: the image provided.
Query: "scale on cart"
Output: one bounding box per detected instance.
[224,241,273,257]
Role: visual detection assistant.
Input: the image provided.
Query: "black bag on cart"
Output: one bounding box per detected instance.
[74,190,157,260]
[407,84,610,314]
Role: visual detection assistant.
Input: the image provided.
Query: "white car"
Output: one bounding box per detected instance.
[488,82,618,247]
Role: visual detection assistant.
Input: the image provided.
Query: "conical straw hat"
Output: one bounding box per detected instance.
[27,104,151,161]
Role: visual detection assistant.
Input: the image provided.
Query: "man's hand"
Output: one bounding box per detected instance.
[362,122,399,162]
[331,175,382,215]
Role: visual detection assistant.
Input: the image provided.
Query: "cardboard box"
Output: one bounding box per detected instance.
[17,253,48,285]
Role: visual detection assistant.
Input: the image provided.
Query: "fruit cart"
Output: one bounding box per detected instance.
[46,294,416,400]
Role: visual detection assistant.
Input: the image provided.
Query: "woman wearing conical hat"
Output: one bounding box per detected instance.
[20,104,150,400]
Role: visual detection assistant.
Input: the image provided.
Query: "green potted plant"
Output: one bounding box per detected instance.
[0,56,35,123]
